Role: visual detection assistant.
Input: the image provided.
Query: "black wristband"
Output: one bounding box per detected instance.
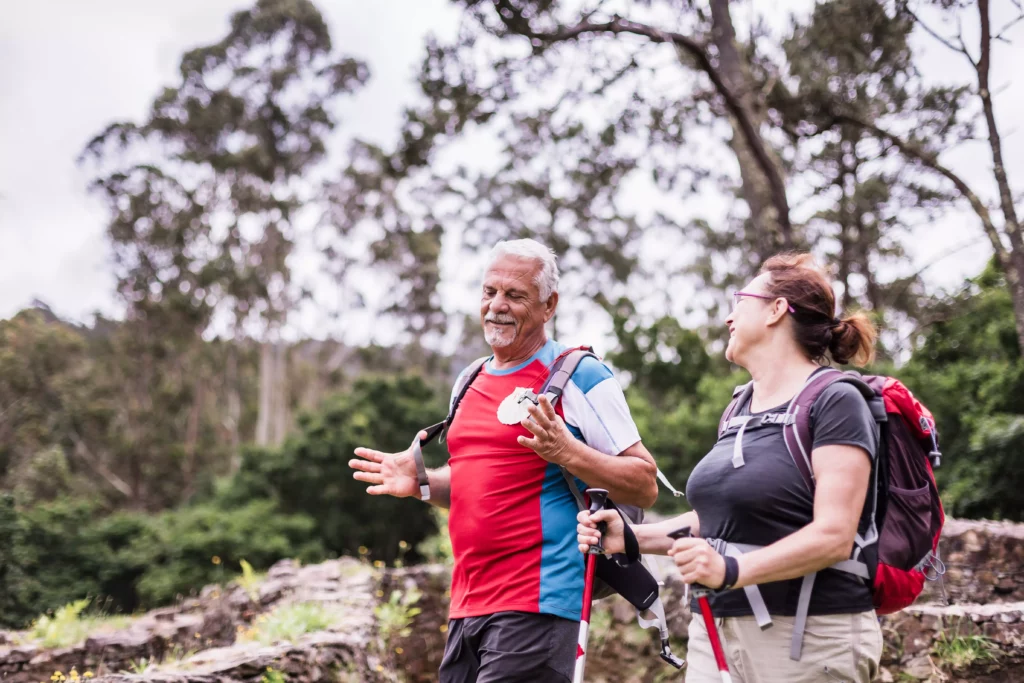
[717,555,739,592]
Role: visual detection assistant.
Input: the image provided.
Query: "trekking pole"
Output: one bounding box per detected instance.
[573,488,608,683]
[668,526,732,683]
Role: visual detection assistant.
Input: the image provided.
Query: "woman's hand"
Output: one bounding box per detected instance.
[577,509,625,555]
[668,537,727,589]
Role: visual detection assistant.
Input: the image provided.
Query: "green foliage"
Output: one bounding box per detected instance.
[374,587,423,642]
[132,499,324,606]
[899,264,1024,520]
[241,602,335,646]
[29,599,131,649]
[262,667,288,683]
[219,375,446,562]
[415,509,453,566]
[237,559,265,602]
[0,494,35,627]
[932,626,998,669]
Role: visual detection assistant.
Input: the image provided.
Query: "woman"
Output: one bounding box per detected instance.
[578,253,882,682]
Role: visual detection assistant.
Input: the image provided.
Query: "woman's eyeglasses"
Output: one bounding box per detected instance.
[733,291,796,313]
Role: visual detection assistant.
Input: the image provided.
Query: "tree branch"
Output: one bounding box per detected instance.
[993,5,1024,42]
[499,8,793,242]
[830,110,1008,269]
[906,7,977,66]
[978,0,1022,242]
[68,428,134,499]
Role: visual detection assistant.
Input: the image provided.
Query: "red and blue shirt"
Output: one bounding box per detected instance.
[445,339,642,621]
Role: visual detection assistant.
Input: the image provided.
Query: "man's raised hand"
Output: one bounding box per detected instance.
[349,431,426,498]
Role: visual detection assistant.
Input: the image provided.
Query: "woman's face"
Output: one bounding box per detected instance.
[725,273,777,365]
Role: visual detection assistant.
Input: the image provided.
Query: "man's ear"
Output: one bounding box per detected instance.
[543,291,559,323]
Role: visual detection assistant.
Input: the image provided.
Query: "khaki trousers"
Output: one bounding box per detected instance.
[685,611,883,683]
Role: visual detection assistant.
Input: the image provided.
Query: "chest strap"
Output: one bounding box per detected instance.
[705,539,870,661]
[721,413,796,469]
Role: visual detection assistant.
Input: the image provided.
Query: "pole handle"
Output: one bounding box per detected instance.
[584,488,608,554]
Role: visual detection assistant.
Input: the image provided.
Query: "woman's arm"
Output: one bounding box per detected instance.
[670,443,870,589]
[578,510,700,556]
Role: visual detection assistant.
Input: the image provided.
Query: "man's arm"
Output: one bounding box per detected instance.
[425,465,452,509]
[559,438,658,508]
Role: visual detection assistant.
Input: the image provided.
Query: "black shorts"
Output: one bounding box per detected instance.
[438,611,578,683]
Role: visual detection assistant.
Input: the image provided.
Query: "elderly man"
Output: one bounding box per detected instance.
[349,239,658,683]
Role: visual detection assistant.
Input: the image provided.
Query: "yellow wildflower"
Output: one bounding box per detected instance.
[398,540,408,549]
[358,546,368,555]
[395,647,404,654]
[439,624,448,633]
[373,560,385,568]
[212,555,222,565]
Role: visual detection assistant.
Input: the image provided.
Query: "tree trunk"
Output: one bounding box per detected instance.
[255,339,289,447]
[226,345,242,473]
[708,0,791,256]
[255,341,274,447]
[270,341,289,446]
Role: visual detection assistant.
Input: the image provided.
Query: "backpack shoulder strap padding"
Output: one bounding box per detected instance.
[719,382,753,437]
[539,346,598,400]
[411,356,488,501]
[782,369,880,493]
[446,356,489,427]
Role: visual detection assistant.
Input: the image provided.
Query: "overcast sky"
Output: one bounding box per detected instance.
[1,0,1020,337]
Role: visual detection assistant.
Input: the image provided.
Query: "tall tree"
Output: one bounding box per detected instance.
[781,0,1024,351]
[774,0,962,354]
[81,0,369,459]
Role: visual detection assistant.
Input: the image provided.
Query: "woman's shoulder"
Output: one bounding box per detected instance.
[811,375,874,417]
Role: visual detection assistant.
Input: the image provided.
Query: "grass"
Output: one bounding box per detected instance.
[932,626,999,669]
[373,587,422,643]
[29,599,133,649]
[237,602,336,646]
[261,666,288,683]
[236,558,266,602]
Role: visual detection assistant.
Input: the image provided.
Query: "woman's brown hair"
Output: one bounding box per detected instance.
[760,252,877,366]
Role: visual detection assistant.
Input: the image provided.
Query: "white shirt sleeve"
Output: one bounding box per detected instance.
[561,357,641,456]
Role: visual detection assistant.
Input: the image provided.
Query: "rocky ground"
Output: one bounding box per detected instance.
[0,517,1020,683]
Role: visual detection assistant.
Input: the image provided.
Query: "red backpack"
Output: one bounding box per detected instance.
[720,369,946,616]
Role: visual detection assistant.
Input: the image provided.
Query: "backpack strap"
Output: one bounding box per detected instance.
[719,382,753,438]
[769,369,881,660]
[412,356,488,501]
[781,369,877,492]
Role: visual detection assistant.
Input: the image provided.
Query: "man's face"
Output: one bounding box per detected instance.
[480,254,556,350]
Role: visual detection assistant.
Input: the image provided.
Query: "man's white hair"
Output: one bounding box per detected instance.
[485,239,560,301]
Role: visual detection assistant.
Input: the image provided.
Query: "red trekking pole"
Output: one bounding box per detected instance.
[668,526,732,683]
[573,488,608,683]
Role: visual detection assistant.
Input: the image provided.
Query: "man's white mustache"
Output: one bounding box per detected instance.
[485,315,516,325]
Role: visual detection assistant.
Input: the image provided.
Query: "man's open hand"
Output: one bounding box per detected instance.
[349,431,426,498]
[519,395,574,466]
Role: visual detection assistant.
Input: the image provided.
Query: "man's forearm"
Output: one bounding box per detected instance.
[561,440,658,507]
[426,465,451,509]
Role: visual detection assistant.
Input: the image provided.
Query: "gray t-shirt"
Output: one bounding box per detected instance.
[685,375,878,617]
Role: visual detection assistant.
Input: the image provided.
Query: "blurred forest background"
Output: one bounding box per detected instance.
[2,0,1023,630]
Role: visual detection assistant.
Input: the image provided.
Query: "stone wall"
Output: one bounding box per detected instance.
[0,517,1020,683]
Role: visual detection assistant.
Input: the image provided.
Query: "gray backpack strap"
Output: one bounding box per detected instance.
[711,539,870,661]
[542,348,601,510]
[719,382,753,437]
[542,348,684,500]
[413,356,488,501]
